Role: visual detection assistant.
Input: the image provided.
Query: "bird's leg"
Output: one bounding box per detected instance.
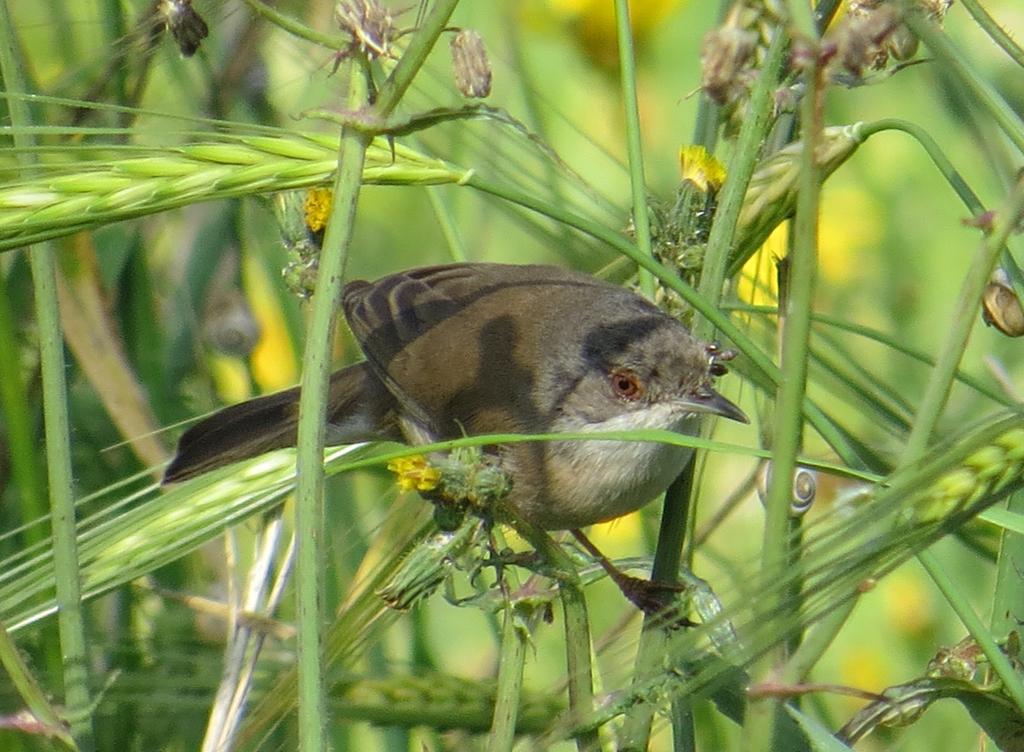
[570,529,694,623]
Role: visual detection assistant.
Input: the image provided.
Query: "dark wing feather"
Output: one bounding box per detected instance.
[341,263,607,438]
[341,264,507,428]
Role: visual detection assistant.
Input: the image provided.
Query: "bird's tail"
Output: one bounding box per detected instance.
[163,363,396,483]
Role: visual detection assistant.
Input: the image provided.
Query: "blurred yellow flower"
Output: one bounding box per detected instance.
[523,0,686,71]
[737,223,785,308]
[819,185,882,284]
[388,455,442,493]
[208,352,252,404]
[245,254,298,392]
[882,570,933,636]
[839,643,888,696]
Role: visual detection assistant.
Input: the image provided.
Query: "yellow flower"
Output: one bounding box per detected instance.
[388,456,441,493]
[303,187,333,234]
[679,145,727,193]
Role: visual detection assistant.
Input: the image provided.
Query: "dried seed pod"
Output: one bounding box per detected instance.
[159,0,209,57]
[887,23,920,62]
[450,30,492,99]
[335,0,399,61]
[835,4,902,76]
[700,24,758,105]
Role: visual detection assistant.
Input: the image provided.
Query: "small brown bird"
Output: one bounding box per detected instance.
[165,263,746,531]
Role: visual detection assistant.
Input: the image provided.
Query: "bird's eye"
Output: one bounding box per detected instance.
[610,368,643,400]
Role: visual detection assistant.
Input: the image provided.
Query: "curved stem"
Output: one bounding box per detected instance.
[904,7,1024,155]
[959,0,1024,69]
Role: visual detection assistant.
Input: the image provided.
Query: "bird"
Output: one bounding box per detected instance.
[164,263,746,606]
[165,262,746,525]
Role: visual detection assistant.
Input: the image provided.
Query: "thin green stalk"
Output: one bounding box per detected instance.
[0,4,95,749]
[742,21,824,750]
[487,603,528,752]
[293,61,372,751]
[614,0,655,298]
[901,179,1024,462]
[504,9,579,259]
[0,270,47,545]
[621,22,786,751]
[372,1,462,118]
[292,4,461,748]
[690,0,732,152]
[959,0,1024,69]
[623,11,770,744]
[239,0,345,51]
[903,8,1024,156]
[97,0,128,109]
[510,519,598,752]
[694,31,788,343]
[989,491,1024,641]
[768,148,1024,750]
[619,468,694,749]
[896,181,1024,719]
[917,548,1024,711]
[987,490,1024,752]
[780,600,856,684]
[560,581,599,752]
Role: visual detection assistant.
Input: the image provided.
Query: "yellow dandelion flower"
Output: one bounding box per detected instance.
[388,456,441,493]
[679,145,727,193]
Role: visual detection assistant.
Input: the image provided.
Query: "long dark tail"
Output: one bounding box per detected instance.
[163,363,398,483]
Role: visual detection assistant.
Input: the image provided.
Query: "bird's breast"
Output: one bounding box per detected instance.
[504,412,699,530]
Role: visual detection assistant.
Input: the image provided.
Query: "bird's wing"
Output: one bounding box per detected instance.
[341,264,496,430]
[342,263,588,434]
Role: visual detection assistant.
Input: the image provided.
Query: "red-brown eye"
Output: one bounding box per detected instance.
[610,368,643,400]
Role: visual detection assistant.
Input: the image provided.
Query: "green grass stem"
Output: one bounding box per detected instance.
[693,31,788,343]
[901,179,1024,462]
[487,602,528,752]
[743,18,824,749]
[0,3,95,748]
[0,619,77,750]
[917,548,1024,711]
[614,0,655,298]
[292,3,462,748]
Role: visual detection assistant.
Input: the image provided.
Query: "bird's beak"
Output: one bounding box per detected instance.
[683,389,749,424]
